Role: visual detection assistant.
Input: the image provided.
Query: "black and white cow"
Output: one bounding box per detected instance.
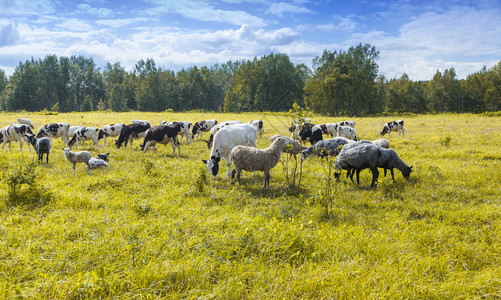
[115,123,151,149]
[36,122,70,145]
[98,123,125,147]
[289,122,321,145]
[192,119,218,140]
[160,121,192,144]
[68,127,100,149]
[248,120,264,138]
[338,120,356,128]
[381,120,405,136]
[140,123,182,155]
[1,124,34,151]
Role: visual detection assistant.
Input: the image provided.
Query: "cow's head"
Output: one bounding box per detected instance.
[202,155,220,180]
[380,126,389,135]
[36,128,47,138]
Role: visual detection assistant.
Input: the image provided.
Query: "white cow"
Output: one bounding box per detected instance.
[36,123,70,146]
[202,124,257,180]
[68,127,100,149]
[98,123,125,147]
[1,124,34,151]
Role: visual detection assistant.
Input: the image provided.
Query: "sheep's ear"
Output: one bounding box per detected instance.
[61,148,64,150]
[106,153,110,156]
[202,160,208,164]
[410,166,413,170]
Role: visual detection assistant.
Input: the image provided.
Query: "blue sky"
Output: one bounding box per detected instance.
[1,0,500,80]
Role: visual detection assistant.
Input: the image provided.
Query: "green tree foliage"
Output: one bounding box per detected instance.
[305,43,380,116]
[0,50,500,113]
[223,53,305,112]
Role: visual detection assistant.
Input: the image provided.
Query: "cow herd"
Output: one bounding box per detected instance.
[1,116,409,187]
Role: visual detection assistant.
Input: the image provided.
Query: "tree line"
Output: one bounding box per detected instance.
[0,43,499,114]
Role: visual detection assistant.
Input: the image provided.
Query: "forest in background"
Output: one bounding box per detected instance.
[0,43,500,115]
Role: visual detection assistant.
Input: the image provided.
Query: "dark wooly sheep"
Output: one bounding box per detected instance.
[334,142,381,187]
[26,134,51,163]
[301,137,351,161]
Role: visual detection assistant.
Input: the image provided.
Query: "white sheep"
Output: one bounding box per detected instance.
[26,134,51,163]
[269,134,308,160]
[62,148,92,170]
[17,118,34,129]
[230,137,289,188]
[333,142,381,187]
[336,125,357,140]
[371,138,390,149]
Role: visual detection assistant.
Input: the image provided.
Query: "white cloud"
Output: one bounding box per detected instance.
[145,0,267,27]
[0,23,19,46]
[95,18,150,28]
[267,2,314,17]
[0,0,55,15]
[76,4,114,18]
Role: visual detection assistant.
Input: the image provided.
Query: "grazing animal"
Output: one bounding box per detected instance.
[131,119,150,127]
[269,134,308,160]
[289,122,317,145]
[36,123,70,146]
[17,118,34,129]
[62,148,92,170]
[371,139,390,149]
[336,125,357,141]
[140,124,182,155]
[247,120,264,138]
[381,120,405,136]
[98,124,125,147]
[26,134,51,163]
[318,123,339,137]
[334,142,381,187]
[160,121,192,144]
[87,153,110,172]
[206,120,242,149]
[68,127,99,149]
[230,137,289,188]
[338,120,356,128]
[301,137,351,161]
[115,123,151,149]
[202,124,257,180]
[377,147,413,180]
[192,119,218,140]
[0,124,34,151]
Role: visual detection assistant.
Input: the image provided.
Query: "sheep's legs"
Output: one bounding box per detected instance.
[370,167,379,187]
[264,171,270,188]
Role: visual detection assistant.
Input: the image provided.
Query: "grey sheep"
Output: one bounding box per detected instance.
[269,134,308,159]
[87,153,110,172]
[334,142,381,187]
[230,137,289,188]
[26,134,51,163]
[301,137,351,161]
[377,147,413,180]
[62,148,92,170]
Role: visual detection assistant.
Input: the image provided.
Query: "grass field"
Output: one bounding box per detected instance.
[1,112,500,298]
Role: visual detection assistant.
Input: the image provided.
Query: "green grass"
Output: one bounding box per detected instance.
[1,112,500,298]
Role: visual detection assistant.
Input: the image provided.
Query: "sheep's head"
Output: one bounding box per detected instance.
[26,134,36,146]
[202,156,220,180]
[402,166,413,178]
[62,148,71,155]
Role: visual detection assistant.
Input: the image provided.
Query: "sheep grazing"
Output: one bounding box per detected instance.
[371,138,390,149]
[269,134,308,160]
[377,148,413,180]
[87,153,110,172]
[62,148,92,170]
[230,137,289,188]
[301,137,351,161]
[333,142,381,187]
[17,118,34,129]
[26,134,51,163]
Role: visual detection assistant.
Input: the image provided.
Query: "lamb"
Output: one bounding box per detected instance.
[230,137,289,188]
[336,125,357,141]
[371,138,390,149]
[62,148,92,170]
[377,148,413,180]
[17,118,34,129]
[87,153,110,172]
[300,137,351,161]
[26,134,51,163]
[333,142,381,187]
[269,134,308,160]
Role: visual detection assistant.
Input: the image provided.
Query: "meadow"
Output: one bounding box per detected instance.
[0,111,500,299]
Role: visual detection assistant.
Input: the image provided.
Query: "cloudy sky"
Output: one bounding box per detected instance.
[1,0,500,80]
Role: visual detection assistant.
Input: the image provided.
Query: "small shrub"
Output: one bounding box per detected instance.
[195,167,208,193]
[4,162,54,208]
[440,135,452,147]
[133,199,152,217]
